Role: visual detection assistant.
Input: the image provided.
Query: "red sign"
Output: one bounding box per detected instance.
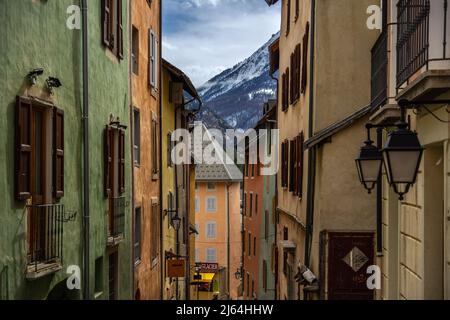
[196,262,219,273]
[167,260,185,278]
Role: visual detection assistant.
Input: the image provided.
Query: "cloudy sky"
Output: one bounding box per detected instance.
[162,0,281,87]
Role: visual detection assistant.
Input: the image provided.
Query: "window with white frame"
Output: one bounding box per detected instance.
[195,197,200,213]
[206,221,217,239]
[195,249,200,262]
[149,28,158,90]
[206,248,217,263]
[206,197,217,212]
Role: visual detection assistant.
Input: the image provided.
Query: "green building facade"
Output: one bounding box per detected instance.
[0,0,132,300]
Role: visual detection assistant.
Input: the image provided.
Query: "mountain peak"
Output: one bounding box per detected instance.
[198,32,279,131]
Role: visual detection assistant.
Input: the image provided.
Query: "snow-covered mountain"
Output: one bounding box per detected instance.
[198,32,279,131]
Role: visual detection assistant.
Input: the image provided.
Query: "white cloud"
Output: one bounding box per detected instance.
[163,0,280,86]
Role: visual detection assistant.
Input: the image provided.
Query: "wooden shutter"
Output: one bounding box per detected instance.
[285,68,290,110]
[301,22,310,94]
[295,44,301,101]
[297,132,304,197]
[53,107,64,199]
[289,140,296,193]
[119,129,125,194]
[117,0,124,59]
[290,53,294,104]
[286,0,291,36]
[102,0,112,47]
[295,0,300,20]
[104,125,112,197]
[15,96,32,201]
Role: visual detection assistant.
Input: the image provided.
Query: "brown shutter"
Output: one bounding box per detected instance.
[295,44,301,101]
[301,22,310,94]
[53,107,64,199]
[297,132,304,197]
[117,0,124,59]
[285,67,290,109]
[289,53,294,104]
[286,0,291,36]
[295,0,300,20]
[289,140,296,193]
[15,96,32,201]
[104,125,112,197]
[102,0,112,47]
[119,129,125,194]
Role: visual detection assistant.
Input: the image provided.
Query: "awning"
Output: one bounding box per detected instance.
[192,273,216,283]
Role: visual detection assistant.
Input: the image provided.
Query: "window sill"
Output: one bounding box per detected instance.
[26,261,62,281]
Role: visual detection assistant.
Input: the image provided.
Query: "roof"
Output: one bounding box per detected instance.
[162,59,201,101]
[194,123,243,182]
[304,104,373,149]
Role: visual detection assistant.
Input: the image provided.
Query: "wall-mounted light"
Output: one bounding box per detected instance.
[355,124,383,194]
[27,68,44,86]
[45,77,62,94]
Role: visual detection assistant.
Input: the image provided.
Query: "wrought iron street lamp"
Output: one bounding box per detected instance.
[382,101,424,200]
[355,125,383,194]
[171,212,182,231]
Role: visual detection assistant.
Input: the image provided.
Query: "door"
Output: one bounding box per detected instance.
[327,232,375,300]
[108,252,118,300]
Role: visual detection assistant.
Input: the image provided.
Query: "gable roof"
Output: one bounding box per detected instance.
[194,123,243,182]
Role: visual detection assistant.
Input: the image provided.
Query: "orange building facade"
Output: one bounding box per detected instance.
[130,0,162,300]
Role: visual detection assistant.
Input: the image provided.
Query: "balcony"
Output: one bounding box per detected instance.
[107,196,126,246]
[371,30,388,109]
[396,0,450,100]
[26,204,64,280]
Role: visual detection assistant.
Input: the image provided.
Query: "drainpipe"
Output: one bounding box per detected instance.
[159,0,164,300]
[376,128,383,256]
[81,0,90,300]
[226,183,231,299]
[305,0,316,270]
[129,0,136,300]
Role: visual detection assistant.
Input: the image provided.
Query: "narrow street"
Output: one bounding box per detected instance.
[1,0,450,304]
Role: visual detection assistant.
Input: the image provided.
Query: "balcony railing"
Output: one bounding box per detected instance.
[110,196,125,239]
[27,204,64,271]
[396,0,431,88]
[371,31,388,108]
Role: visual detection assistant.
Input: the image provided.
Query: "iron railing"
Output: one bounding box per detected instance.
[110,196,125,238]
[371,30,388,108]
[396,0,431,88]
[27,204,64,269]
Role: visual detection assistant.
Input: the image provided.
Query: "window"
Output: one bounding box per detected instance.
[195,249,200,262]
[255,194,258,215]
[295,132,304,197]
[281,140,289,188]
[132,26,139,74]
[263,260,268,292]
[151,112,159,179]
[265,210,269,240]
[134,207,142,263]
[102,0,124,59]
[246,273,250,297]
[243,192,247,216]
[253,236,256,256]
[286,0,291,36]
[295,0,299,21]
[206,221,217,239]
[108,252,118,300]
[289,140,296,193]
[252,280,255,298]
[15,97,65,201]
[195,182,199,190]
[249,193,253,217]
[104,124,126,197]
[283,227,289,241]
[167,132,173,167]
[149,28,158,90]
[248,233,251,257]
[206,197,217,212]
[95,257,104,295]
[281,68,290,111]
[133,108,140,165]
[150,200,159,262]
[290,44,301,104]
[207,182,216,191]
[195,197,200,213]
[301,22,310,94]
[206,248,216,263]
